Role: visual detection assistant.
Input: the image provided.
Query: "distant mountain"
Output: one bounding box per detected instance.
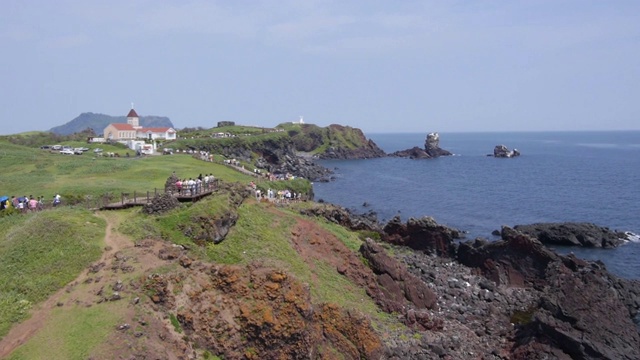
[49,112,175,135]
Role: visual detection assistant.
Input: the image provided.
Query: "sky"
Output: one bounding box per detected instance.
[1,0,639,134]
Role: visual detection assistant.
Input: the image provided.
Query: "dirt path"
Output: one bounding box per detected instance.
[0,212,128,358]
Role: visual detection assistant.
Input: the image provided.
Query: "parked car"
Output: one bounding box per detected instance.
[60,149,74,155]
[94,148,103,153]
[52,145,62,150]
[74,149,84,155]
[40,145,51,150]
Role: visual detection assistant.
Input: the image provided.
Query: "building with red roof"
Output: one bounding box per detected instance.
[103,107,176,152]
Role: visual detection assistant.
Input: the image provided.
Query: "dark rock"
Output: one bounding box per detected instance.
[424,132,452,157]
[457,226,558,287]
[456,226,640,359]
[179,256,193,268]
[360,239,438,326]
[389,132,452,159]
[383,215,460,257]
[142,192,181,215]
[164,172,179,194]
[300,204,381,233]
[389,146,432,159]
[513,222,629,248]
[492,144,520,158]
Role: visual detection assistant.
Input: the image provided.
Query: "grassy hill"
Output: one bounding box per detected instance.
[0,136,406,359]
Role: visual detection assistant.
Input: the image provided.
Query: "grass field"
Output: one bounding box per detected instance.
[0,139,255,206]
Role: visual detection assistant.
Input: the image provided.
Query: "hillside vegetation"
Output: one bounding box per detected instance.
[0,135,404,359]
[172,122,386,159]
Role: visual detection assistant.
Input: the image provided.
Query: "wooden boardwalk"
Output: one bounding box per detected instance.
[99,187,217,210]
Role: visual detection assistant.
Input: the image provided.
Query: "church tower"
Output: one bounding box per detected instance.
[126,105,141,129]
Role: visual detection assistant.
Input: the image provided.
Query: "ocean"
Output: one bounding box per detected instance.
[313,131,640,280]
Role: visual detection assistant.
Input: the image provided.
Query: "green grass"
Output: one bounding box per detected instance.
[0,208,105,337]
[6,303,122,360]
[0,139,254,206]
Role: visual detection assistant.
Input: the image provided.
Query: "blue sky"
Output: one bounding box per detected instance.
[1,0,639,134]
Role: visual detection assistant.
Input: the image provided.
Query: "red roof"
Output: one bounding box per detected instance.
[127,109,139,118]
[141,127,172,133]
[110,123,135,130]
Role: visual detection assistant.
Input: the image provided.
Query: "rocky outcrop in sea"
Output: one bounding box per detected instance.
[390,132,452,159]
[491,144,520,158]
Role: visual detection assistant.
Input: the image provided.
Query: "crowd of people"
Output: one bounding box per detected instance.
[174,173,217,196]
[0,194,61,213]
[250,182,303,203]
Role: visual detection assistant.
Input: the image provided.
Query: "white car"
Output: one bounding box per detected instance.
[60,149,74,155]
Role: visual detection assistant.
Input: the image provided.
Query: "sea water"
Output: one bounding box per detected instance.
[314,131,640,279]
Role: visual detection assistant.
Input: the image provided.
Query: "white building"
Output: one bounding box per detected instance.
[103,108,176,151]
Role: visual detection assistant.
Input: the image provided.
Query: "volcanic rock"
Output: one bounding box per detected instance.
[383,215,460,257]
[424,132,452,157]
[456,226,640,359]
[142,193,181,215]
[389,132,452,159]
[513,222,629,248]
[492,144,520,158]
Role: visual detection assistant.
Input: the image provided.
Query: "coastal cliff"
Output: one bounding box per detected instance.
[171,123,385,180]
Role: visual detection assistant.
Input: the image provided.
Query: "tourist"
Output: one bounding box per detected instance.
[29,195,38,212]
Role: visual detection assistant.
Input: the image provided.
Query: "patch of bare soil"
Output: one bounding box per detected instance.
[289,217,379,292]
[0,212,188,359]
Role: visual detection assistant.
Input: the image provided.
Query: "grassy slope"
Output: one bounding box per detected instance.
[0,136,398,356]
[120,199,382,319]
[0,209,106,337]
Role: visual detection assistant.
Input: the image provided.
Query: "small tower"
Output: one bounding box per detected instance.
[127,104,141,129]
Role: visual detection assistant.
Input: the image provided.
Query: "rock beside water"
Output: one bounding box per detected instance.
[513,222,629,248]
[452,226,640,359]
[491,144,520,158]
[389,132,452,159]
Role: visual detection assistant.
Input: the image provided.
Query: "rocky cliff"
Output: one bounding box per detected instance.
[171,123,385,181]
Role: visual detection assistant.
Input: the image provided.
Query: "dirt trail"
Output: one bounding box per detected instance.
[0,212,129,358]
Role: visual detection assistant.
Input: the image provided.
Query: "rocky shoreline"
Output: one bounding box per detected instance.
[302,204,640,359]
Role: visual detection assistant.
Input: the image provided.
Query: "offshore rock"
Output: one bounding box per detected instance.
[388,146,432,159]
[382,215,460,257]
[389,132,452,159]
[424,132,453,158]
[457,226,640,359]
[492,144,520,158]
[513,222,629,248]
